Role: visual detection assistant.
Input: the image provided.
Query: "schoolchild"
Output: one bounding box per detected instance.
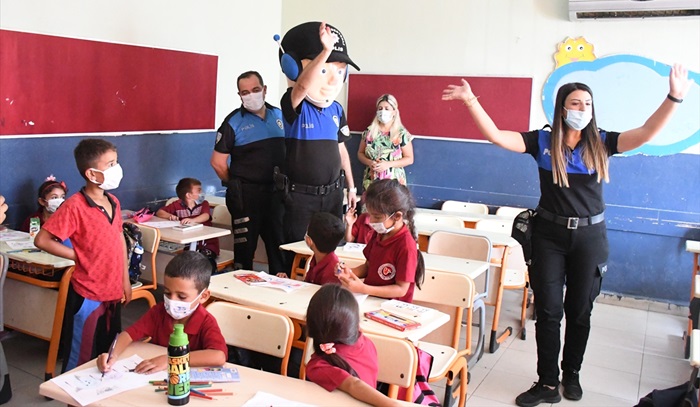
[156,177,220,258]
[442,64,690,406]
[97,251,227,374]
[35,138,130,372]
[300,212,346,285]
[337,179,425,302]
[344,206,372,244]
[306,284,400,407]
[20,175,68,232]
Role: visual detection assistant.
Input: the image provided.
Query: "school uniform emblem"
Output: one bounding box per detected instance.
[332,115,340,128]
[377,263,396,280]
[276,119,283,129]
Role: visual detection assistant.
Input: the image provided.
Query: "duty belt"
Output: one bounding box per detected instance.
[290,180,341,196]
[536,207,605,230]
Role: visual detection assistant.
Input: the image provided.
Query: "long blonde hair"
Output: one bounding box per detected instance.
[365,94,408,145]
[550,83,609,188]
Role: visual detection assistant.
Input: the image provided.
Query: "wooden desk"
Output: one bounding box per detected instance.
[208,271,450,347]
[39,341,383,406]
[416,207,513,229]
[0,233,75,380]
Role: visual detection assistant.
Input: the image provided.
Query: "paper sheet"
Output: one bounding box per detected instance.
[5,240,37,250]
[242,391,316,407]
[138,220,181,229]
[51,354,164,406]
[342,243,366,252]
[0,230,29,241]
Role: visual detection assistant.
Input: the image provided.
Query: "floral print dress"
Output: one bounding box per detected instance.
[361,126,412,191]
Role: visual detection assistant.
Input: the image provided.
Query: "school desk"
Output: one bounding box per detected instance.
[415,207,514,228]
[685,240,700,358]
[205,195,226,207]
[130,217,231,251]
[0,232,75,380]
[39,340,399,406]
[208,270,451,349]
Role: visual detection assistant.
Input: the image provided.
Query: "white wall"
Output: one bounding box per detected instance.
[0,0,284,126]
[281,0,700,128]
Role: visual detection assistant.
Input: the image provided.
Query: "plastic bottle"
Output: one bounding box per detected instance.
[167,324,190,405]
[128,245,144,282]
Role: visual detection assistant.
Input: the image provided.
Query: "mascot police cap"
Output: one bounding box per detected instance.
[280,21,360,72]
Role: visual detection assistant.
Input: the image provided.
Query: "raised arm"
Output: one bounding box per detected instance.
[617,64,691,153]
[289,22,335,109]
[442,79,526,153]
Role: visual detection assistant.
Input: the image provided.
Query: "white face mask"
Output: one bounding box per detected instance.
[90,164,123,190]
[377,110,394,124]
[46,197,65,213]
[241,91,265,111]
[564,108,592,131]
[164,290,204,320]
[369,213,396,234]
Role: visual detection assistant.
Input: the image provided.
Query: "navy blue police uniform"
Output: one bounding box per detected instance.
[522,128,620,386]
[214,102,286,274]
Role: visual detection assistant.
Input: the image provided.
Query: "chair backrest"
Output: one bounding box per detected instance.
[413,212,464,229]
[136,224,160,290]
[427,230,492,263]
[301,334,417,401]
[474,218,513,235]
[165,197,178,206]
[495,206,527,218]
[0,254,8,330]
[441,200,489,215]
[211,205,232,227]
[206,301,294,375]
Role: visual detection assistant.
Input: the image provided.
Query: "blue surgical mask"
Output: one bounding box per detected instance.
[195,194,206,205]
[564,108,592,131]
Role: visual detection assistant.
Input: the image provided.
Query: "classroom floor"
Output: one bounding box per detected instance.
[0,288,692,406]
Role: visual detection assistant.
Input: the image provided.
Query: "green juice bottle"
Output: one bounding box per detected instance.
[167,324,190,405]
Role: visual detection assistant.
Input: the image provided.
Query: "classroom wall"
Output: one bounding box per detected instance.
[283,0,700,304]
[1,0,698,304]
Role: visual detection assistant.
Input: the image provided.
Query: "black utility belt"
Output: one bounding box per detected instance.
[290,179,341,196]
[536,207,605,230]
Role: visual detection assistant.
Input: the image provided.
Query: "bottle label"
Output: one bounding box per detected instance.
[168,354,190,399]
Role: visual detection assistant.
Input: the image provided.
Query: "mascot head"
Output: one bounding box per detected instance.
[278,21,360,108]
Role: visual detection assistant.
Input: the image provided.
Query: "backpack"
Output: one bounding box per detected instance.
[123,223,144,284]
[397,348,441,406]
[635,381,698,407]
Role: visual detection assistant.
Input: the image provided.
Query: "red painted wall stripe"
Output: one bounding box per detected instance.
[0,30,217,136]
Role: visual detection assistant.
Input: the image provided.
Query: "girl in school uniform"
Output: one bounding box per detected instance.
[305,284,400,407]
[338,179,425,303]
[20,175,68,232]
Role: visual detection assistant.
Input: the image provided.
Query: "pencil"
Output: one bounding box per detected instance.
[101,335,119,381]
[190,389,214,400]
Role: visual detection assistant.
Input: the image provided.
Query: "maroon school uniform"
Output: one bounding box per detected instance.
[351,213,373,244]
[304,252,341,286]
[306,333,378,391]
[363,226,418,302]
[125,303,228,358]
[160,200,220,255]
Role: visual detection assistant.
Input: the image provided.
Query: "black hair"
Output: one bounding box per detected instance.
[73,139,117,180]
[307,212,345,254]
[36,179,67,210]
[306,284,360,378]
[364,179,425,289]
[175,178,201,201]
[237,71,264,89]
[164,251,211,292]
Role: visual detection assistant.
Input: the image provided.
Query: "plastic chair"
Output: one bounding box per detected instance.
[206,301,294,376]
[495,206,527,218]
[441,200,489,215]
[413,212,464,228]
[131,224,161,308]
[413,269,475,407]
[300,334,418,402]
[164,197,178,206]
[475,218,531,343]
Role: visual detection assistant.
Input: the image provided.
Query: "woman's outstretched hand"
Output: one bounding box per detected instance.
[669,64,691,101]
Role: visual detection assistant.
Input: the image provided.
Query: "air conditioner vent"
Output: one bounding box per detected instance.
[575,8,700,18]
[569,0,700,20]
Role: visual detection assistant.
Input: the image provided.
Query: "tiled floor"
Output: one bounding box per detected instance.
[0,289,693,406]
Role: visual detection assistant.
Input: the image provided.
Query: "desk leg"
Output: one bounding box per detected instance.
[45,267,74,381]
[289,254,310,281]
[489,248,513,353]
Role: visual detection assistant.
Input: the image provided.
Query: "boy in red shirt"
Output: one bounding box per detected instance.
[300,212,345,285]
[35,138,131,372]
[97,251,227,374]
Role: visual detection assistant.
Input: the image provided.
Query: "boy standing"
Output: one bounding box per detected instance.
[156,178,220,259]
[35,138,130,372]
[303,212,346,285]
[97,251,227,374]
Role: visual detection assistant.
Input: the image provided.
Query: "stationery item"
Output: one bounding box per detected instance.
[0,230,29,241]
[168,324,190,405]
[233,271,306,293]
[364,310,422,332]
[190,367,240,383]
[172,223,204,232]
[343,242,366,252]
[139,220,182,229]
[234,273,268,286]
[102,336,119,380]
[381,299,435,320]
[5,240,38,250]
[7,248,41,254]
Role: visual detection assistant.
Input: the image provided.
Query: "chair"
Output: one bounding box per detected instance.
[300,334,418,402]
[164,197,178,206]
[132,224,161,308]
[210,205,235,271]
[414,212,464,228]
[441,200,489,215]
[495,206,527,218]
[475,218,531,344]
[206,301,294,376]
